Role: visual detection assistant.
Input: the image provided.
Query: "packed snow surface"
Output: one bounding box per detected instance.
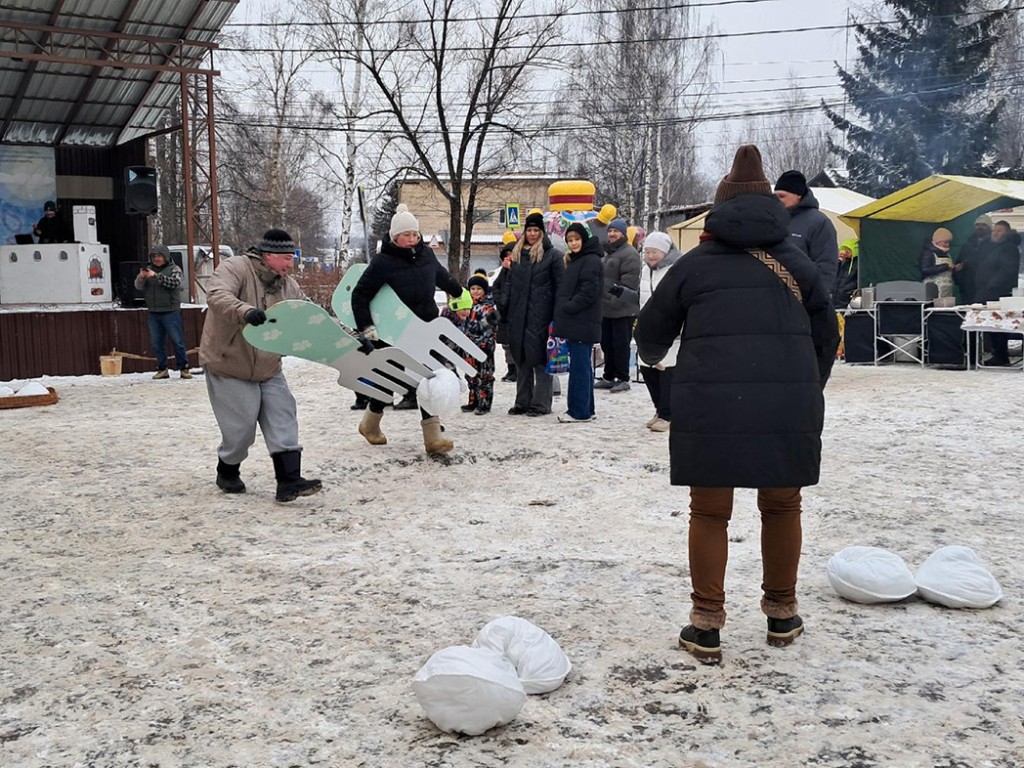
[1,359,1021,766]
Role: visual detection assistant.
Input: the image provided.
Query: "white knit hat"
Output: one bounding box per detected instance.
[643,231,673,255]
[389,204,419,239]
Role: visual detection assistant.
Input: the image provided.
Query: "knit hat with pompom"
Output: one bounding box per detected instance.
[389,204,420,239]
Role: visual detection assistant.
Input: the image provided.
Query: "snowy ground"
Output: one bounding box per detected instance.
[1,359,1022,767]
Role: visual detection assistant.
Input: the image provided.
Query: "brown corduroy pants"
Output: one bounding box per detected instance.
[687,486,803,630]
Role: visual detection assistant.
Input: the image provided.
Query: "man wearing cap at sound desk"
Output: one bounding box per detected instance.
[774,170,840,386]
[33,200,73,243]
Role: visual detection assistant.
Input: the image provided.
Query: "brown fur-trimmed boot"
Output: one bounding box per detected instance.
[358,410,387,445]
[421,416,453,455]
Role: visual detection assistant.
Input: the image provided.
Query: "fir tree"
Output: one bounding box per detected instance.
[824,1,1008,197]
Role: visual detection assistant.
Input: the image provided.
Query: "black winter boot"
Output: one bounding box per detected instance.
[216,459,246,494]
[271,450,322,502]
[393,391,418,410]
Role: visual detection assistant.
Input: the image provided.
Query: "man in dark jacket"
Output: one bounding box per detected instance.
[975,220,1022,365]
[135,244,191,380]
[597,217,641,392]
[635,145,829,665]
[554,221,603,422]
[33,200,73,243]
[352,204,463,452]
[775,170,840,384]
[954,215,993,305]
[497,211,564,416]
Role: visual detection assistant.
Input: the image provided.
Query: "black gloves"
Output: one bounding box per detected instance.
[244,308,267,326]
[609,284,625,298]
[355,334,376,355]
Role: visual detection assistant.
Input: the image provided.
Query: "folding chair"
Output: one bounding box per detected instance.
[875,301,927,365]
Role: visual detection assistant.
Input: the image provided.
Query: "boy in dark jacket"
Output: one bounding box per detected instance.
[442,272,497,414]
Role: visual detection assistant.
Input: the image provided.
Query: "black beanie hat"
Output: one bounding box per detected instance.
[468,272,489,292]
[524,212,544,231]
[564,221,593,242]
[260,228,296,253]
[714,145,773,205]
[44,200,57,212]
[774,170,808,198]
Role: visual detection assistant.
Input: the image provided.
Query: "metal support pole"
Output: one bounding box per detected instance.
[206,70,221,270]
[180,69,196,303]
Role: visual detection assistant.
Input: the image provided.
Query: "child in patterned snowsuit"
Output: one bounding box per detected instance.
[442,270,497,414]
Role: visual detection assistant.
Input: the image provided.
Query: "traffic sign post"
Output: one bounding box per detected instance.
[505,203,521,229]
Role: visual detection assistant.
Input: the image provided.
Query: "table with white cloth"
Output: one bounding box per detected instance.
[960,308,1024,370]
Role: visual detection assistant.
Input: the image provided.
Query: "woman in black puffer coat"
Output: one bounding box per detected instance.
[634,145,830,665]
[351,204,463,455]
[553,221,603,422]
[497,211,564,416]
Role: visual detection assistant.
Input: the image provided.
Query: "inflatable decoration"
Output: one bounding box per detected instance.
[543,180,599,247]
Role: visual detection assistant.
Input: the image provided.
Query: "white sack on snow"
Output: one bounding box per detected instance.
[473,615,572,694]
[826,546,917,604]
[416,368,461,415]
[14,382,49,397]
[412,645,526,736]
[915,545,1003,609]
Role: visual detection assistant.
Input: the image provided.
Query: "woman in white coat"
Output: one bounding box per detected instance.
[630,231,684,431]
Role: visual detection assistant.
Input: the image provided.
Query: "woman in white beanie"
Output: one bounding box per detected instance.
[634,231,682,431]
[351,204,463,454]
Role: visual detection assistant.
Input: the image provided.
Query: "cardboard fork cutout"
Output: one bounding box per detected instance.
[332,264,485,379]
[242,300,432,403]
[243,265,485,403]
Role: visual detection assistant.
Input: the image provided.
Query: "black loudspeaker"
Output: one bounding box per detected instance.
[125,166,158,215]
[925,312,967,367]
[843,312,877,364]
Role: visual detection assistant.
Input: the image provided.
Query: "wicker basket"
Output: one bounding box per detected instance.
[0,386,59,410]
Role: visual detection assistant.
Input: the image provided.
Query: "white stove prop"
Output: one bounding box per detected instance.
[0,243,112,304]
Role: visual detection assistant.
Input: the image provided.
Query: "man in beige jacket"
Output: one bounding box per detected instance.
[199,228,322,502]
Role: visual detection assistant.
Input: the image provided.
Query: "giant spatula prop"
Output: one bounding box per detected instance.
[333,264,485,379]
[243,300,432,403]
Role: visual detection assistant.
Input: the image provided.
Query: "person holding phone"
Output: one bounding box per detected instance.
[135,244,190,380]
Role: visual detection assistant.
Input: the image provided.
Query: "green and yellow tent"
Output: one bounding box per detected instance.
[840,175,1024,289]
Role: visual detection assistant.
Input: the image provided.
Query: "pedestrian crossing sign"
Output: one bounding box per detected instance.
[505,203,521,229]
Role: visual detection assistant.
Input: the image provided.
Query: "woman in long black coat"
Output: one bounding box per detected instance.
[497,212,564,416]
[553,221,603,422]
[634,145,830,665]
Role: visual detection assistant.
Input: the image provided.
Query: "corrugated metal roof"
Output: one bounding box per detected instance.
[0,0,239,147]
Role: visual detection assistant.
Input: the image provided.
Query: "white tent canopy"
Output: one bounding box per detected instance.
[668,187,875,254]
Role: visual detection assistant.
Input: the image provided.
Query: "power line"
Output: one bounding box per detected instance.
[218,7,1024,55]
[224,0,784,29]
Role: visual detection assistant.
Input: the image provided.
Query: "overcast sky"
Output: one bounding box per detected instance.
[222,0,856,194]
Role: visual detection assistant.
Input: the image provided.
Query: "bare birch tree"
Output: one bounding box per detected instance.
[216,8,330,251]
[554,1,716,227]
[347,0,565,281]
[306,0,380,268]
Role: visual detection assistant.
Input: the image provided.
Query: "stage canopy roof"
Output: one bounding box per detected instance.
[0,0,237,147]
